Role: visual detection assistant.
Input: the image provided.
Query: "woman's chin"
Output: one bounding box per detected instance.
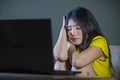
[72,42,81,46]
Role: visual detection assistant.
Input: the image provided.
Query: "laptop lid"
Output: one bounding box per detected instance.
[0,19,54,74]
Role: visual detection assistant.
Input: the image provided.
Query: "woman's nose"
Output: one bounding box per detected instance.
[71,28,76,35]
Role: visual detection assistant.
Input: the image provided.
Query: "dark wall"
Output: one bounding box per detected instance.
[0,0,120,45]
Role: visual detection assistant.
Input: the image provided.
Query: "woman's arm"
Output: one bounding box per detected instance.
[72,46,103,68]
[53,16,68,62]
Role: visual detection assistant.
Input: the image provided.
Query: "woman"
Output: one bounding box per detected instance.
[53,7,112,77]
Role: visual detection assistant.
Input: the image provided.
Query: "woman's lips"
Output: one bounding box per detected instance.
[71,38,79,42]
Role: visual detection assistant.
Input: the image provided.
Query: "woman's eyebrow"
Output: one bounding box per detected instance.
[67,25,72,27]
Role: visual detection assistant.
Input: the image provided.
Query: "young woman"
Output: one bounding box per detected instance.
[53,7,112,77]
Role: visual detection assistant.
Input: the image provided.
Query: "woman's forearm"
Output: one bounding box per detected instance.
[53,37,68,62]
[53,17,68,61]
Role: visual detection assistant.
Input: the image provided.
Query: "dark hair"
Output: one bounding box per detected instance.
[65,7,103,51]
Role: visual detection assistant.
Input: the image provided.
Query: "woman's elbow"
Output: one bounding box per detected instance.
[53,48,68,61]
[74,58,85,68]
[54,51,68,62]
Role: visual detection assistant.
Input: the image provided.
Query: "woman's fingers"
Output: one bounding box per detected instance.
[62,16,66,27]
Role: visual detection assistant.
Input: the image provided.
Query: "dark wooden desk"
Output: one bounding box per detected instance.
[0,73,116,80]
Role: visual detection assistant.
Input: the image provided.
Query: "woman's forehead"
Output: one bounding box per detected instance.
[68,19,78,26]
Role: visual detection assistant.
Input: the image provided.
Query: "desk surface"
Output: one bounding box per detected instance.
[0,73,117,80]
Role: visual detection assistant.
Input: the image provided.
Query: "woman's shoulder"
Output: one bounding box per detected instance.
[92,35,106,41]
[90,35,108,49]
[91,36,107,44]
[90,35,109,56]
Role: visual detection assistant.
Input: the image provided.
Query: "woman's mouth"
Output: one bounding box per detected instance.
[71,38,79,42]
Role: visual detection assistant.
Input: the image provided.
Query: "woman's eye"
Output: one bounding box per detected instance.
[76,27,81,30]
[67,27,72,31]
[67,29,71,31]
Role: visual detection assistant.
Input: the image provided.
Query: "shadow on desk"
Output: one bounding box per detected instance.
[0,73,116,80]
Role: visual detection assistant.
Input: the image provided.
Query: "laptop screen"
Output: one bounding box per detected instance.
[0,19,54,74]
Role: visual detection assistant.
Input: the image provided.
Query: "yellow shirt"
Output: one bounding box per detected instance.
[90,36,112,77]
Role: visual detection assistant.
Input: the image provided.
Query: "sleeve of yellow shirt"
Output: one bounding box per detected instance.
[90,36,109,61]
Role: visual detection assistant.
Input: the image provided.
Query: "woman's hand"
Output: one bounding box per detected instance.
[53,16,68,62]
[67,42,78,65]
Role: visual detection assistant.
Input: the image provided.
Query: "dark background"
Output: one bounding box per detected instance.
[0,0,120,46]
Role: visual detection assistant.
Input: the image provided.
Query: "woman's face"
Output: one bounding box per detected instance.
[67,19,83,45]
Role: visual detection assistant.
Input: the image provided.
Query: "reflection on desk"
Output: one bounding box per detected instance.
[0,73,116,80]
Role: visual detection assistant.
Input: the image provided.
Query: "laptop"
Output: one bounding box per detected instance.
[0,19,81,75]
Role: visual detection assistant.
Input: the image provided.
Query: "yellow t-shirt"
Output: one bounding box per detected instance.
[90,36,112,77]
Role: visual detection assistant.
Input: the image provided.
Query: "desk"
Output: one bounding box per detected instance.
[0,73,116,80]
